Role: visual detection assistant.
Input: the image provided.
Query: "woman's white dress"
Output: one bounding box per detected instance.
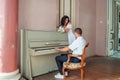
[66,23,75,45]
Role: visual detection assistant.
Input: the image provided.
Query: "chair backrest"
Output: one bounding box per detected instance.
[80,43,89,65]
[82,43,89,56]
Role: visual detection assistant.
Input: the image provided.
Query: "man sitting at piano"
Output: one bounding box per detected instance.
[55,28,86,79]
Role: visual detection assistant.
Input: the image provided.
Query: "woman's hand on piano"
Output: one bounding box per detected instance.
[64,27,69,32]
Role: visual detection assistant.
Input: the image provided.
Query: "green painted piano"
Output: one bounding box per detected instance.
[20,29,68,80]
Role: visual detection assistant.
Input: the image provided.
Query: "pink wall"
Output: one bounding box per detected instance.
[76,0,80,28]
[96,0,107,56]
[19,0,57,31]
[79,0,96,57]
[78,0,107,56]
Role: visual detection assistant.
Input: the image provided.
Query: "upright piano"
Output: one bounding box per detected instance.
[20,29,68,80]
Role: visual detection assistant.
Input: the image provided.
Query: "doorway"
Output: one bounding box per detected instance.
[107,0,120,57]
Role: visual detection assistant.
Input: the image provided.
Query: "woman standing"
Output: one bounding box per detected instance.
[60,15,75,44]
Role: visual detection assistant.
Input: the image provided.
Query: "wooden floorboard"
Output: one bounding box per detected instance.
[33,57,120,80]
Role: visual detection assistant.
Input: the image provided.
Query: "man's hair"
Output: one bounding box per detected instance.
[74,28,82,35]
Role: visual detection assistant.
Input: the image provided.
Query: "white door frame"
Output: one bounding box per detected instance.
[106,0,114,56]
[106,0,120,56]
[59,0,76,29]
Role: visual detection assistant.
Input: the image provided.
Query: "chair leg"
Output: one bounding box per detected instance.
[62,67,66,78]
[80,68,84,80]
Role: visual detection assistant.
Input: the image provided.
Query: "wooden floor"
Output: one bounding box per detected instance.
[33,57,120,80]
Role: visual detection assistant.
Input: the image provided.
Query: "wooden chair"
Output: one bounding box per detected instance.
[62,43,89,80]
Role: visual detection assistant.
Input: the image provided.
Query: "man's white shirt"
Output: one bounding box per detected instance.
[69,36,86,56]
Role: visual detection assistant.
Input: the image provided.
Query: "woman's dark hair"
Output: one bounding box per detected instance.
[74,28,82,35]
[61,15,70,26]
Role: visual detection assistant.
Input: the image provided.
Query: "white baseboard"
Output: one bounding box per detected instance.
[0,69,21,80]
